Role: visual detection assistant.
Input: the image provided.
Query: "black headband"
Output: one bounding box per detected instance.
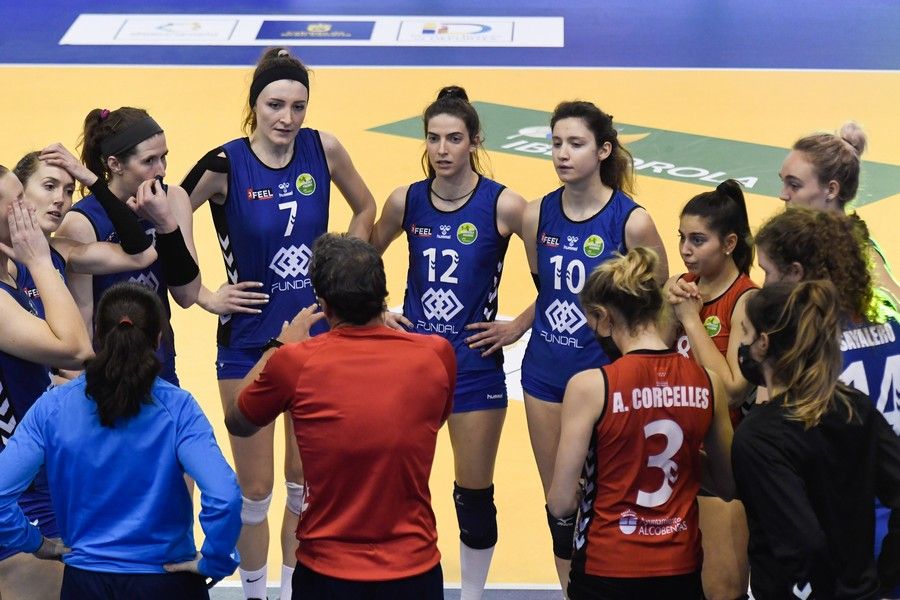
[249,65,310,108]
[100,117,163,157]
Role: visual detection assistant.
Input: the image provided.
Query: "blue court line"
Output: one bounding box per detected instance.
[4,0,900,69]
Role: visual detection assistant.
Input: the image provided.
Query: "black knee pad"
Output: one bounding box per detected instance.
[453,483,498,550]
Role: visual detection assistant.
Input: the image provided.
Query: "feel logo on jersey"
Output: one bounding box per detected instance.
[457,222,478,245]
[583,234,604,258]
[247,187,274,200]
[703,315,722,337]
[410,224,433,237]
[539,232,560,247]
[296,173,316,196]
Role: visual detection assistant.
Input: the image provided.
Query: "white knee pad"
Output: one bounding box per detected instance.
[241,493,272,525]
[285,481,308,516]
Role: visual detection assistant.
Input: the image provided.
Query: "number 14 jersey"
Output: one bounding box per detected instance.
[573,349,714,578]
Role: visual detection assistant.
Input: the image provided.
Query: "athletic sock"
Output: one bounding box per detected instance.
[279,563,295,600]
[239,564,267,600]
[460,542,495,600]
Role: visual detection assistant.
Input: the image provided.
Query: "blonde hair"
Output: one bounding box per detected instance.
[746,280,855,428]
[792,121,867,209]
[580,247,662,329]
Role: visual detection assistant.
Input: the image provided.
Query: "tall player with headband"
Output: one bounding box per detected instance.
[666,179,756,600]
[520,101,668,593]
[182,47,376,600]
[57,106,204,386]
[547,247,733,600]
[371,85,528,600]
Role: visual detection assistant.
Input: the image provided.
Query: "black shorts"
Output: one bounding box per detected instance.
[61,565,208,600]
[291,561,443,600]
[568,569,703,600]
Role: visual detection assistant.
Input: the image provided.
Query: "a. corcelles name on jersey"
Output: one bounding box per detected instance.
[611,385,711,414]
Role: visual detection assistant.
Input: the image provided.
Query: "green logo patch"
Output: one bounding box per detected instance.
[295,173,316,196]
[457,222,478,245]
[369,102,900,207]
[583,234,605,258]
[704,315,722,337]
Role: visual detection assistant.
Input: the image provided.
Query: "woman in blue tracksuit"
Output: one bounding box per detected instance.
[0,282,241,600]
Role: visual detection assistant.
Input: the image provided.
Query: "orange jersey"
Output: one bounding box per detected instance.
[676,272,756,426]
[676,272,757,356]
[573,349,714,578]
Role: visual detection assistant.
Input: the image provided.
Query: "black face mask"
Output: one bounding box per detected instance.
[597,334,623,362]
[738,340,766,387]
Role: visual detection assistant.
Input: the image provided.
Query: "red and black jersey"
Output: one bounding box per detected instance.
[676,272,757,426]
[572,349,714,578]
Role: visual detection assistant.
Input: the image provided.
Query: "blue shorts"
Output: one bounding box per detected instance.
[0,489,59,561]
[521,371,565,404]
[215,346,265,380]
[61,565,209,600]
[453,370,507,414]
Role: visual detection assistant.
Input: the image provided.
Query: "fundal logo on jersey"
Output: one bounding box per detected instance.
[563,235,579,251]
[269,244,312,278]
[422,288,464,321]
[130,272,160,292]
[545,299,586,334]
[247,187,275,200]
[278,182,293,198]
[438,224,452,239]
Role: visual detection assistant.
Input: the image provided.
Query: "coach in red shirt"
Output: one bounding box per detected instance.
[225,233,456,600]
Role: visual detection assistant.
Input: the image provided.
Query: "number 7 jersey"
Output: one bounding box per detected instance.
[401,176,509,374]
[213,131,330,349]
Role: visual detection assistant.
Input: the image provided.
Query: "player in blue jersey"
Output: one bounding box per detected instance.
[371,85,528,600]
[755,207,900,597]
[181,47,376,600]
[56,106,204,385]
[13,145,157,322]
[0,167,93,600]
[519,101,668,592]
[779,122,900,318]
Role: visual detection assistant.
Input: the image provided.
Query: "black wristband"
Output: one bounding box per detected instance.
[263,337,284,352]
[155,227,200,287]
[88,179,153,255]
[546,504,576,560]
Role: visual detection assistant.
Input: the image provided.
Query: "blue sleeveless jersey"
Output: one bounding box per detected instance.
[71,195,177,384]
[401,176,509,375]
[522,188,639,397]
[15,247,67,319]
[213,131,330,349]
[839,317,900,561]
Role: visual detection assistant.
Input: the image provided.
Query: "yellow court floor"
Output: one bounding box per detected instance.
[3,65,899,585]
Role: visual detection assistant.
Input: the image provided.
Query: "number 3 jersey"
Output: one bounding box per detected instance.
[213,131,330,349]
[522,187,639,399]
[401,176,509,375]
[574,349,714,578]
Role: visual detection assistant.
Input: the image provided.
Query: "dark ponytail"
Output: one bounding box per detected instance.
[680,179,754,275]
[85,283,164,427]
[78,106,153,190]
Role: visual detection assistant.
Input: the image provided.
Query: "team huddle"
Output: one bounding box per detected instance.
[0,46,898,600]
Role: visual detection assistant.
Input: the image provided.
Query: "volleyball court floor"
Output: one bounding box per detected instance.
[2,1,899,597]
